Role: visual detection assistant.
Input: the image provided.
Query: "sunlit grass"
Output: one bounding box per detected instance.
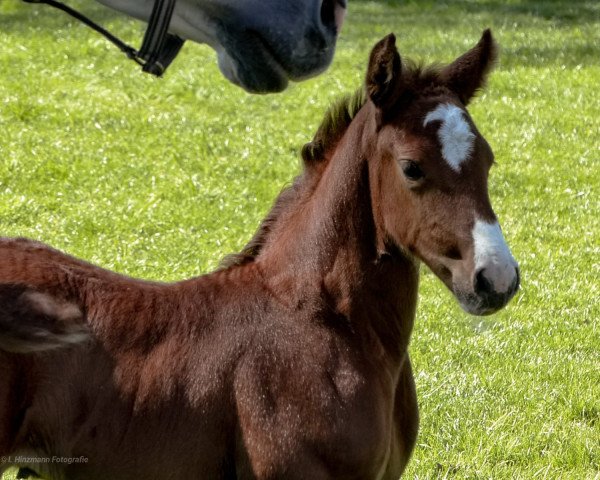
[1,0,599,478]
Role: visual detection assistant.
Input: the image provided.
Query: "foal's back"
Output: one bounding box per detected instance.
[0,237,256,478]
[0,237,378,479]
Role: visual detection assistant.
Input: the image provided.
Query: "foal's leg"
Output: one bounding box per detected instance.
[0,355,21,480]
[235,451,338,480]
[383,354,419,479]
[0,354,15,454]
[396,354,419,464]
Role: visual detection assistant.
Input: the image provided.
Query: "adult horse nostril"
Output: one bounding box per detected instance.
[320,0,346,34]
[474,268,494,296]
[320,0,336,28]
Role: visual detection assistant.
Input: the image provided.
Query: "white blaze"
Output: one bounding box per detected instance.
[424,103,475,171]
[472,220,518,293]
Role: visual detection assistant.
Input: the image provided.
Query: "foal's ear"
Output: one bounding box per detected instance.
[440,29,498,105]
[366,33,402,109]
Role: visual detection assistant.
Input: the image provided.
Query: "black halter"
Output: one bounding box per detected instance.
[22,0,185,76]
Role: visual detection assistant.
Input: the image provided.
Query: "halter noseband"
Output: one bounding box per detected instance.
[22,0,185,76]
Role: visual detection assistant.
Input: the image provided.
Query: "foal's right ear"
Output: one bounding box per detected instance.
[366,33,402,109]
[439,29,498,105]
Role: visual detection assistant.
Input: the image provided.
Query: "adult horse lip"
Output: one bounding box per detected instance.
[217,32,289,93]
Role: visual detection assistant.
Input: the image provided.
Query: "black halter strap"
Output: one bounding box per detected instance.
[22,0,185,76]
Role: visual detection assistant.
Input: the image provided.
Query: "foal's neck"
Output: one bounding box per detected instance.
[259,106,418,361]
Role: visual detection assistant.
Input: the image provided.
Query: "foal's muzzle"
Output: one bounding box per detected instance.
[456,266,520,316]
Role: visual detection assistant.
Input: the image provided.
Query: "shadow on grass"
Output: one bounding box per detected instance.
[345,0,599,68]
[351,0,600,25]
[453,0,599,25]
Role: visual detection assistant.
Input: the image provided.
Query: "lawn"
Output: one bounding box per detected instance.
[0,0,598,478]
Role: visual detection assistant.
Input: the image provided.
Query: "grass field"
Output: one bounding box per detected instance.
[1,0,599,478]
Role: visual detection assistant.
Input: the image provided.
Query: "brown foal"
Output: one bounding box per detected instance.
[0,30,518,479]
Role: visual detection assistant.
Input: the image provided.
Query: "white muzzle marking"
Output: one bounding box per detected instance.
[472,220,518,294]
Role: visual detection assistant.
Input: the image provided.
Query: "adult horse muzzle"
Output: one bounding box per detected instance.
[22,0,346,90]
[215,0,346,93]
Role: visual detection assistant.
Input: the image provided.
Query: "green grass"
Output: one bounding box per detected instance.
[1,0,599,478]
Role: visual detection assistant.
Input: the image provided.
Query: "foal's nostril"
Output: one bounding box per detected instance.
[512,266,521,293]
[445,246,462,260]
[474,268,494,296]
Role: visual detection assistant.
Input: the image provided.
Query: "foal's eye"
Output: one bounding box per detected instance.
[401,160,424,181]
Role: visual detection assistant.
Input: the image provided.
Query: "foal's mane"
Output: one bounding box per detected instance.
[220,89,366,269]
[301,89,366,164]
[221,60,446,269]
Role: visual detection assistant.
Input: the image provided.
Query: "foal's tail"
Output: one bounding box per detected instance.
[0,284,90,353]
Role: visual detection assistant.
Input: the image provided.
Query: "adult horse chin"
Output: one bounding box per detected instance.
[215,29,336,93]
[216,43,291,94]
[97,0,347,93]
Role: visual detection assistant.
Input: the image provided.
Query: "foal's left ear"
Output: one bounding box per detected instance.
[440,29,498,105]
[366,33,402,109]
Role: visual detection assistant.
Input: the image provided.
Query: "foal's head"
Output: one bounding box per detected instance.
[364,30,519,315]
